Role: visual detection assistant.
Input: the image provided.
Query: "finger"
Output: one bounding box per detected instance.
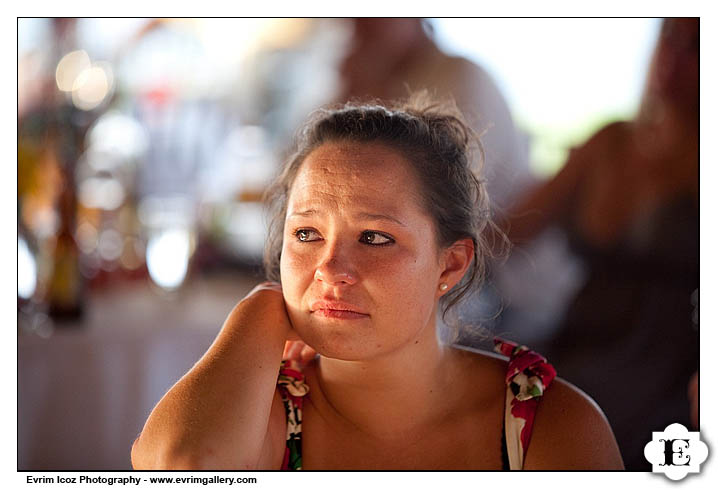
[283,340,303,360]
[283,340,302,361]
[300,344,317,363]
[282,341,295,360]
[282,341,293,360]
[289,342,303,361]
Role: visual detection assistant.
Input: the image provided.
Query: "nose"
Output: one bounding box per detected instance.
[314,254,358,286]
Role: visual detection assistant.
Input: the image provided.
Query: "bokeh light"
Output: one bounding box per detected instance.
[146,228,192,290]
[18,237,37,299]
[98,229,124,263]
[120,237,144,271]
[71,64,111,111]
[55,49,91,92]
[78,176,126,211]
[87,111,148,162]
[75,221,98,255]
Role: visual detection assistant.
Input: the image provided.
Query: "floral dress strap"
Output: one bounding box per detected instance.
[277,359,310,470]
[494,337,557,470]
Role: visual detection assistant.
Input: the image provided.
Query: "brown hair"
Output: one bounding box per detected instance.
[264,92,497,319]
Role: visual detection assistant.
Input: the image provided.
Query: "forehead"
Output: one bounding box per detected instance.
[287,141,425,212]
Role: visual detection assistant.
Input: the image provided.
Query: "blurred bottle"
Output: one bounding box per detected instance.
[46,127,85,322]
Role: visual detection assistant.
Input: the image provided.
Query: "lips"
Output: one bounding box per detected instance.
[310,299,369,319]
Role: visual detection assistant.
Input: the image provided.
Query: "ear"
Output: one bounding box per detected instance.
[437,238,475,296]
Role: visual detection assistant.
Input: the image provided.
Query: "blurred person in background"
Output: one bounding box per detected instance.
[337,18,532,211]
[502,18,698,470]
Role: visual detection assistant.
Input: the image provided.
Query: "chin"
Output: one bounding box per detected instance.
[293,315,380,361]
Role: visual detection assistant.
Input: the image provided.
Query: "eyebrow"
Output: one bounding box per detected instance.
[287,209,407,228]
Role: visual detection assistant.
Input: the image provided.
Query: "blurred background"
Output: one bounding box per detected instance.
[18,18,696,471]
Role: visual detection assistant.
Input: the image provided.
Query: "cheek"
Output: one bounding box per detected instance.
[369,252,425,285]
[366,248,440,314]
[279,244,311,303]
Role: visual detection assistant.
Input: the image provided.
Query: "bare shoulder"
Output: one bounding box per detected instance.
[577,120,632,159]
[524,377,624,470]
[449,345,509,402]
[453,344,508,369]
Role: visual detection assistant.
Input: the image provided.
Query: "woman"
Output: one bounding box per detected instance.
[131,94,623,470]
[502,18,698,470]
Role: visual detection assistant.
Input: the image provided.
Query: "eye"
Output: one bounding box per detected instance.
[359,231,394,246]
[294,228,321,242]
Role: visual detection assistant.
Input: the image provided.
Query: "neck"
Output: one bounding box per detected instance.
[313,317,460,440]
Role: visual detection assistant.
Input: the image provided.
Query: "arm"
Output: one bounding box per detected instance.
[504,121,629,246]
[523,377,624,470]
[131,284,292,470]
[502,148,584,246]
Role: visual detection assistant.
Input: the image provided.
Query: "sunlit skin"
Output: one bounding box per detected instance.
[280,141,457,361]
[279,141,475,438]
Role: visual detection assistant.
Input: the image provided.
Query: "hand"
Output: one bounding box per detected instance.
[242,282,303,343]
[282,340,317,367]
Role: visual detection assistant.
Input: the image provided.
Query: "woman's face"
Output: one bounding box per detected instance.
[280,141,447,360]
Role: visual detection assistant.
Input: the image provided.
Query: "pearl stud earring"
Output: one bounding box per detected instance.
[439,283,449,291]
